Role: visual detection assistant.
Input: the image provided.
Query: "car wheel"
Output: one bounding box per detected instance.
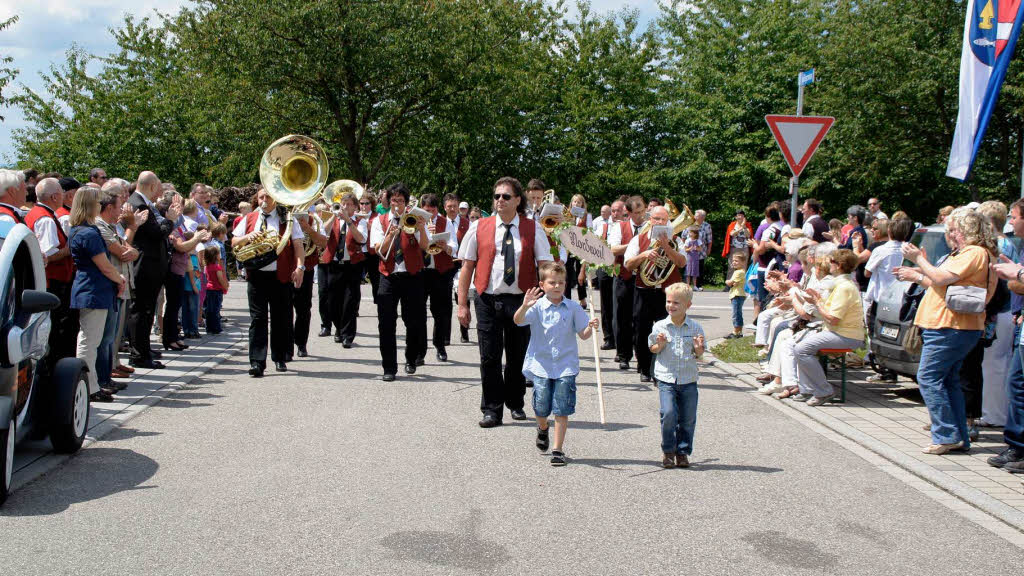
[50,358,89,454]
[0,417,14,506]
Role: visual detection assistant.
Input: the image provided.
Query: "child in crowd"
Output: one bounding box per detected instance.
[182,238,202,339]
[649,282,706,469]
[204,245,227,334]
[683,228,702,287]
[725,251,747,339]
[469,206,482,222]
[514,261,599,466]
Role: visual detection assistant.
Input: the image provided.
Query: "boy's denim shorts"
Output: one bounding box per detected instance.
[531,375,577,417]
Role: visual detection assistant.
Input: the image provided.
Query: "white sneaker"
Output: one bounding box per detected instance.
[757,349,769,359]
[758,382,783,395]
[806,394,834,407]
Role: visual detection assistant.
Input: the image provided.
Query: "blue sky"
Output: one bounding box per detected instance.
[0,0,663,165]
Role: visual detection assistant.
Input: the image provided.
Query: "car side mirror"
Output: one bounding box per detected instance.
[21,290,60,313]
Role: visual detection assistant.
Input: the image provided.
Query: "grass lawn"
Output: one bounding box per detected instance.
[710,335,759,363]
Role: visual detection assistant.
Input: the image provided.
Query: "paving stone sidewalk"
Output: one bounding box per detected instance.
[714,345,1024,533]
[11,284,249,492]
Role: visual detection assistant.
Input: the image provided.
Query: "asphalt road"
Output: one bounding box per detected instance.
[1,289,1021,575]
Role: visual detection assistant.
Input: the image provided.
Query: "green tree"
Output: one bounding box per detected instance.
[0,15,18,122]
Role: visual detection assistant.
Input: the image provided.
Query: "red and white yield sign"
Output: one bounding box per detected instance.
[765,115,835,177]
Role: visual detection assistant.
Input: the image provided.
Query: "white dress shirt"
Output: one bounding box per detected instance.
[334,214,368,262]
[33,212,61,257]
[232,209,304,272]
[458,214,553,294]
[802,214,820,238]
[607,218,643,247]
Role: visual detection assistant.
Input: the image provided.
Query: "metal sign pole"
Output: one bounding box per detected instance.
[790,78,805,225]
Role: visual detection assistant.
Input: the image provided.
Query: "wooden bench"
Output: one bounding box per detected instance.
[817,348,852,403]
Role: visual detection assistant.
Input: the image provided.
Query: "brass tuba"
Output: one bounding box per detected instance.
[257,134,329,258]
[323,179,364,213]
[638,203,696,288]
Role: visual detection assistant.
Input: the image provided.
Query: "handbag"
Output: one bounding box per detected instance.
[944,253,990,314]
[903,324,923,355]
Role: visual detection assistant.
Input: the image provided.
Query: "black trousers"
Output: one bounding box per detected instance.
[476,292,529,418]
[377,272,427,375]
[162,274,183,346]
[130,273,164,363]
[423,268,453,351]
[613,276,635,362]
[596,270,615,348]
[247,270,293,366]
[961,339,986,420]
[292,269,315,349]
[43,279,78,378]
[365,254,382,303]
[328,260,364,342]
[633,286,667,378]
[565,255,588,302]
[317,263,331,330]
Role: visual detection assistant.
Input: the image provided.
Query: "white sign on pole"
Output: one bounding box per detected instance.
[558,226,615,266]
[765,115,835,177]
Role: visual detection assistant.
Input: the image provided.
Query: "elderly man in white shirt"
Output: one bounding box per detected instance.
[0,169,26,224]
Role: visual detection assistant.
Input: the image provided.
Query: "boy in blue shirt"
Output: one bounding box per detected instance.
[648,282,706,469]
[514,261,599,466]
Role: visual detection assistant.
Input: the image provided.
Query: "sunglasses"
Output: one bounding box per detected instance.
[493,193,513,200]
[359,201,372,205]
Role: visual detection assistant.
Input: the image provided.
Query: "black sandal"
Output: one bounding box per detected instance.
[90,390,114,403]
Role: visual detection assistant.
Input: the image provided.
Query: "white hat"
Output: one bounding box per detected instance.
[459,201,469,210]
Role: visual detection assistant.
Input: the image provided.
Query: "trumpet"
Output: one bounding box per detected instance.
[426,238,446,256]
[638,204,696,288]
[401,197,424,234]
[538,189,572,233]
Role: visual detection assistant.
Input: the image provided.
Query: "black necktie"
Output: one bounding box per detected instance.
[336,221,348,262]
[393,220,404,265]
[259,214,267,232]
[502,224,515,286]
[633,224,638,236]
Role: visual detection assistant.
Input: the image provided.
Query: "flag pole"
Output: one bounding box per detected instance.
[587,271,606,424]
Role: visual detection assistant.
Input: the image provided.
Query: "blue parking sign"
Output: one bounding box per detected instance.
[799,68,815,86]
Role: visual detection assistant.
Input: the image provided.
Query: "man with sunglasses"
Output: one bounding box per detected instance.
[89,168,108,187]
[458,177,554,428]
[370,183,430,381]
[606,195,647,372]
[867,198,887,223]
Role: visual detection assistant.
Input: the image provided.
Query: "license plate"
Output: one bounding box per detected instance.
[880,325,899,339]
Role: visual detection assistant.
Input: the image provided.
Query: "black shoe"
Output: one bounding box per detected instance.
[249,363,264,378]
[619,361,629,370]
[479,414,502,428]
[614,354,622,363]
[436,350,448,362]
[342,340,353,349]
[415,357,425,367]
[334,334,343,343]
[640,374,652,383]
[989,447,1024,469]
[601,343,615,350]
[296,347,308,358]
[152,350,163,359]
[111,381,128,392]
[89,391,114,403]
[131,360,165,370]
[550,450,567,466]
[404,363,416,374]
[510,409,527,421]
[536,427,550,451]
[275,362,287,372]
[382,373,396,382]
[319,327,331,337]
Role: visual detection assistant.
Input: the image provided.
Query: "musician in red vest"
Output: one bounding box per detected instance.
[0,169,26,224]
[419,194,459,363]
[443,192,470,344]
[231,186,305,378]
[369,182,430,381]
[320,192,367,349]
[457,177,554,428]
[606,195,646,372]
[291,205,328,359]
[593,202,617,350]
[57,177,80,233]
[26,177,79,369]
[623,205,688,383]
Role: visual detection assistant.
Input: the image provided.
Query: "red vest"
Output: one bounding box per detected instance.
[25,205,74,283]
[320,216,366,265]
[377,213,423,276]
[429,214,454,274]
[0,204,21,224]
[454,215,470,245]
[244,210,297,283]
[473,215,538,295]
[616,220,636,280]
[635,232,682,289]
[56,206,70,220]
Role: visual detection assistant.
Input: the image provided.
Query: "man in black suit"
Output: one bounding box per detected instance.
[127,171,179,369]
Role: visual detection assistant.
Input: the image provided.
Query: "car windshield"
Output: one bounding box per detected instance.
[907,227,951,266]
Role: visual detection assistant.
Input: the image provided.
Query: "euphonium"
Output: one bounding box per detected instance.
[257,134,329,257]
[639,204,696,288]
[233,227,281,264]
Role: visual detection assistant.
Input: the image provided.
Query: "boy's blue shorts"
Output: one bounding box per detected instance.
[531,375,577,417]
